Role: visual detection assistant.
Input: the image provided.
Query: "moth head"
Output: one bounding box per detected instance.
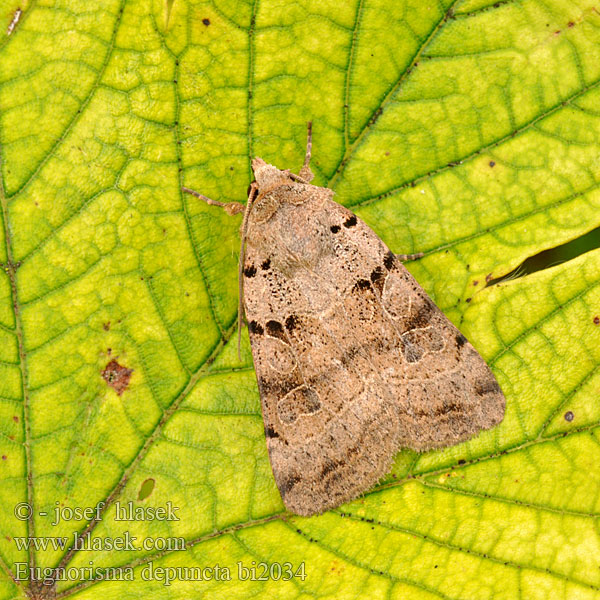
[251,157,290,190]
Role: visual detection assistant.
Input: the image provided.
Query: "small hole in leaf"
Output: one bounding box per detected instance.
[486,226,600,287]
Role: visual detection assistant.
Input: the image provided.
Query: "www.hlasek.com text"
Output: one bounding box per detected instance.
[13,530,186,553]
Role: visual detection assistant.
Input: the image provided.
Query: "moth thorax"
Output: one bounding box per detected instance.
[251,191,282,223]
[278,214,331,270]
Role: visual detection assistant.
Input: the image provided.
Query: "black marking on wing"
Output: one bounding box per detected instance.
[370,266,384,283]
[266,320,286,341]
[353,278,372,291]
[285,314,298,332]
[248,320,264,335]
[320,457,344,478]
[257,376,303,400]
[384,250,395,270]
[405,298,435,330]
[265,425,279,439]
[244,264,257,278]
[370,266,385,294]
[280,474,301,498]
[474,379,501,396]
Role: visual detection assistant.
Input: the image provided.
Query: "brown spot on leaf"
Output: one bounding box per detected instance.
[102,360,133,396]
[202,18,210,26]
[594,316,600,325]
[103,322,110,331]
[564,411,574,422]
[489,161,495,167]
[12,416,18,423]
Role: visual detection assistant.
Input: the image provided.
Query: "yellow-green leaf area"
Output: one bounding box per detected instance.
[0,0,599,599]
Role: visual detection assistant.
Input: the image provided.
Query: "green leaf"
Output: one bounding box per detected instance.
[1,0,599,598]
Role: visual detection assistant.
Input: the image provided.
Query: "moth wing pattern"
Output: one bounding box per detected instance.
[242,180,505,516]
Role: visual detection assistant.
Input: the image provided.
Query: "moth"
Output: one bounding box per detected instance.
[183,123,505,516]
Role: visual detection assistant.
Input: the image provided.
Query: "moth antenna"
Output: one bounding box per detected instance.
[181,187,245,215]
[237,183,259,359]
[182,184,253,357]
[299,121,314,182]
[303,121,312,169]
[396,252,424,262]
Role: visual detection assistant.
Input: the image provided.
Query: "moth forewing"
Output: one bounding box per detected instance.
[183,124,505,516]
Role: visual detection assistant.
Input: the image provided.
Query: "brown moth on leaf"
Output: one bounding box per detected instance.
[183,123,505,516]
